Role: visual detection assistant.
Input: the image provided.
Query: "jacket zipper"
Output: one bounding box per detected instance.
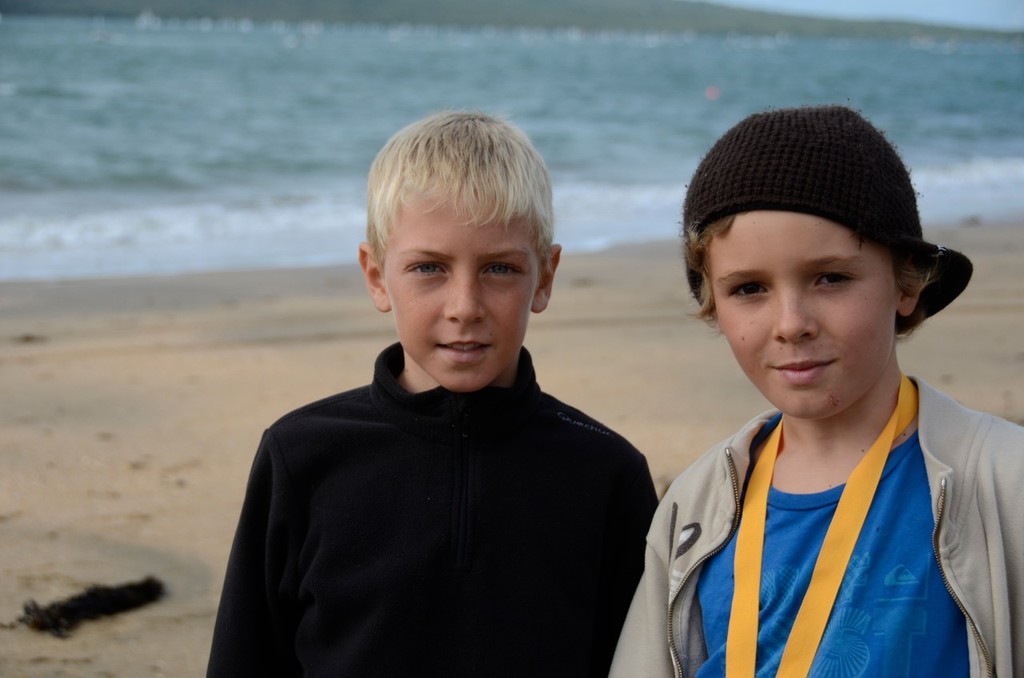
[452,406,472,568]
[932,476,993,677]
[667,447,743,678]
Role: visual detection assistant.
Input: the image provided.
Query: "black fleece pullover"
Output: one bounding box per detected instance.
[208,343,658,677]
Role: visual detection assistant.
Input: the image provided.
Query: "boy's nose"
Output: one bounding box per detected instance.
[773,292,818,343]
[445,277,485,323]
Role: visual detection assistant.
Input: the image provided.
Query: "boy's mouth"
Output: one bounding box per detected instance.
[775,360,828,371]
[441,342,487,351]
[773,360,831,385]
[438,342,489,365]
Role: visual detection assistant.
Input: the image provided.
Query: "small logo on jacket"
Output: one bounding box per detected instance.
[556,411,612,436]
[670,502,702,559]
[669,503,702,589]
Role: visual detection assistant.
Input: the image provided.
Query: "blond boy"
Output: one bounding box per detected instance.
[208,111,658,677]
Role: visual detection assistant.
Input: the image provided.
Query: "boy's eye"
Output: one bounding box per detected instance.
[819,272,850,285]
[487,263,516,275]
[731,282,764,296]
[411,263,442,274]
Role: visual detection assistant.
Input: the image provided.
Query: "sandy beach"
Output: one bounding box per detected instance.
[1,225,1022,676]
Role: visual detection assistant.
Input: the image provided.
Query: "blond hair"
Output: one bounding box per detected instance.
[365,111,554,268]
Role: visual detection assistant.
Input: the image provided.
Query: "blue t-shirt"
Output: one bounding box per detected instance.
[696,421,968,677]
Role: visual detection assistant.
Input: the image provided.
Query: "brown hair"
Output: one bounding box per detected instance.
[685,214,937,335]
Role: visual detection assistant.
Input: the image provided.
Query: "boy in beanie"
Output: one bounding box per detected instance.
[207,111,658,677]
[610,105,1024,677]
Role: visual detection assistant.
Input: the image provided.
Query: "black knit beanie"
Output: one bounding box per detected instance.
[683,105,972,317]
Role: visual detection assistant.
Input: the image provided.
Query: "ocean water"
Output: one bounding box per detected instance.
[2,15,1023,281]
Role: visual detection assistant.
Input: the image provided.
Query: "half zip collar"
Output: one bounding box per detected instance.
[369,342,540,444]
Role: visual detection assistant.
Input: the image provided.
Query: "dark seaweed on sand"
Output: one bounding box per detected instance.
[19,576,166,637]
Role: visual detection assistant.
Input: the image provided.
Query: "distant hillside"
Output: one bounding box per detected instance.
[1,0,1019,40]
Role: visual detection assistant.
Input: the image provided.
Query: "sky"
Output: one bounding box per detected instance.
[714,0,1024,31]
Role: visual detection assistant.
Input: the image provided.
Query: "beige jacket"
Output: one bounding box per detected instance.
[610,378,1024,677]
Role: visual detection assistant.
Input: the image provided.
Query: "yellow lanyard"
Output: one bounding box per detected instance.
[725,375,918,677]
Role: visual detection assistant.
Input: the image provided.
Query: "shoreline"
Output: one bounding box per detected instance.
[2,216,1022,287]
[2,225,1023,675]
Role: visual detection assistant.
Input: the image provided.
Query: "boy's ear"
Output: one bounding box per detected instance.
[358,243,392,313]
[531,245,562,313]
[896,288,922,318]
